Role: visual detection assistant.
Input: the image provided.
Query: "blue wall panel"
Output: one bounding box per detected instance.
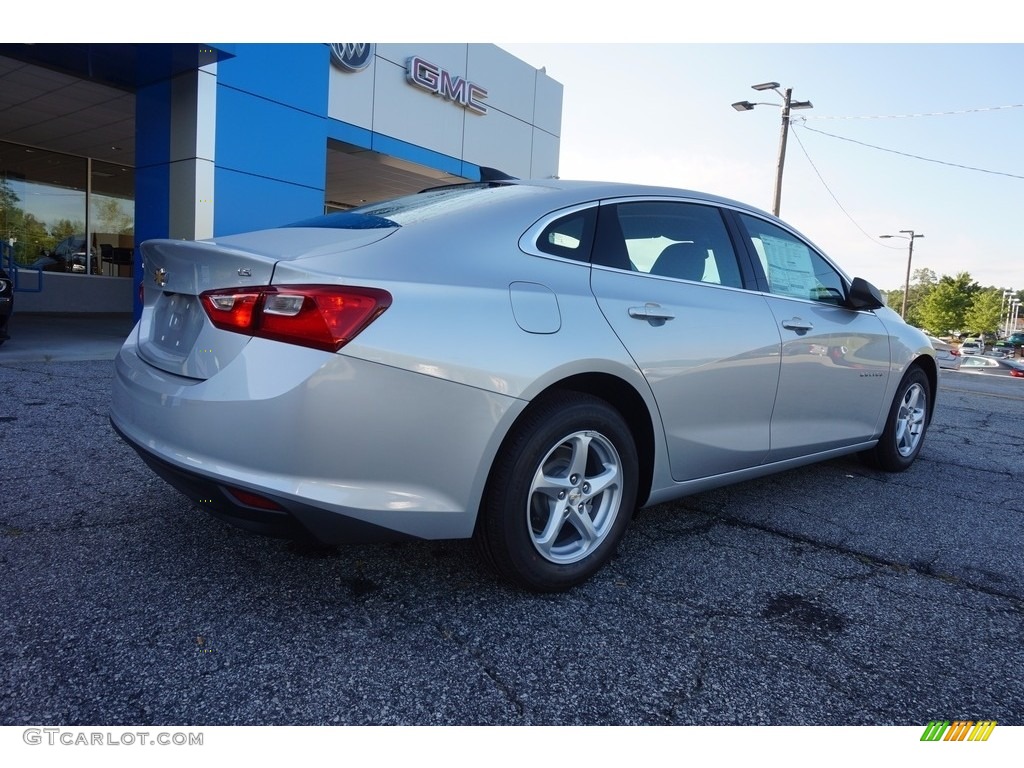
[135,79,171,170]
[134,79,174,319]
[214,168,326,235]
[215,84,327,191]
[325,119,373,150]
[214,43,327,115]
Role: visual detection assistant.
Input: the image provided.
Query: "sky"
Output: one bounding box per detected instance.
[499,43,1024,294]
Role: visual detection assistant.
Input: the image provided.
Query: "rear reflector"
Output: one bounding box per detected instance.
[200,284,391,352]
[226,487,286,511]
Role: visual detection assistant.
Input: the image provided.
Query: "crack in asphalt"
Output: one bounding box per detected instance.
[432,623,526,719]
[713,513,1024,609]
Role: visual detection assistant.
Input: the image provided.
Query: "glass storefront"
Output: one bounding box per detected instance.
[0,140,134,280]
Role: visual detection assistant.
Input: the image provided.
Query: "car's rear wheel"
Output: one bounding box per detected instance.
[862,366,930,472]
[475,392,638,592]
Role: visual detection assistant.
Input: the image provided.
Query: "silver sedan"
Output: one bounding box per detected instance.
[111,180,937,591]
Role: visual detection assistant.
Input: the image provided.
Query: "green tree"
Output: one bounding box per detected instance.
[0,178,23,256]
[887,267,937,327]
[963,289,1004,337]
[917,272,979,336]
[18,213,52,261]
[94,196,134,236]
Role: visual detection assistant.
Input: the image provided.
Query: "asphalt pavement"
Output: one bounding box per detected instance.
[1,320,1023,726]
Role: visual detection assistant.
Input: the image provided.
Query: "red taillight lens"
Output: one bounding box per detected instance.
[225,487,285,511]
[1010,368,1024,378]
[200,285,391,352]
[950,349,960,356]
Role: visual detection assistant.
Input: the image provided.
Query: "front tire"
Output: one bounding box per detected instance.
[863,366,930,472]
[475,392,638,592]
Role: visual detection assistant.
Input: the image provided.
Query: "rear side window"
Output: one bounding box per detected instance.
[592,201,744,288]
[536,207,597,261]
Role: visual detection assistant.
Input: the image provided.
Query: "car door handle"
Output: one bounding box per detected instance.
[781,318,814,332]
[628,303,675,322]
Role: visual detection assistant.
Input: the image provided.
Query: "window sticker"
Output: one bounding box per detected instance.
[759,234,813,297]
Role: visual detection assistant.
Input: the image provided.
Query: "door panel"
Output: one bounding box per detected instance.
[764,297,890,459]
[732,211,891,459]
[593,268,781,481]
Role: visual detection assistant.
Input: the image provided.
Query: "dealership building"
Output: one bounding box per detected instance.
[0,43,563,317]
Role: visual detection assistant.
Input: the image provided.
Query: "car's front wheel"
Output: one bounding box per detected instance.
[475,392,638,592]
[863,366,930,472]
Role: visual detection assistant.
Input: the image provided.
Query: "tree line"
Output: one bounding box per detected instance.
[886,269,1022,338]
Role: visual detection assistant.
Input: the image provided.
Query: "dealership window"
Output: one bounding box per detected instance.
[0,141,134,279]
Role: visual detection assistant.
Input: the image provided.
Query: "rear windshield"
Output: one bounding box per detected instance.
[281,182,536,230]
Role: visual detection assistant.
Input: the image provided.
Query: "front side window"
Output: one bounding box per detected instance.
[592,201,743,288]
[739,214,846,305]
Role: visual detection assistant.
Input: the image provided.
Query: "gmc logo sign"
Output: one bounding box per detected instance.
[406,56,488,115]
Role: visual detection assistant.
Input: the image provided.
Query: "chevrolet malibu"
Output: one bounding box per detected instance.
[111,180,936,591]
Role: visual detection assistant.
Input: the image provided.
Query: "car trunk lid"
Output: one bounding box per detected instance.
[136,228,395,379]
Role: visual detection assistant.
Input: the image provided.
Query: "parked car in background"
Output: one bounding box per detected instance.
[993,340,1015,357]
[0,267,12,345]
[960,338,984,356]
[958,356,1024,378]
[927,336,961,370]
[111,179,938,591]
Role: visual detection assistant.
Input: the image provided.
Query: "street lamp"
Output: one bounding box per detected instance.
[879,230,924,320]
[1003,289,1015,336]
[731,81,813,217]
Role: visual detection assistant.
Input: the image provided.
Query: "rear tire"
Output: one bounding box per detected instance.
[475,392,638,592]
[862,366,930,472]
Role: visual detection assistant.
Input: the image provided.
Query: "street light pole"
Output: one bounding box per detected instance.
[732,82,813,217]
[879,230,924,319]
[771,88,793,218]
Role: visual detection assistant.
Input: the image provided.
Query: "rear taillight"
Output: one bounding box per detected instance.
[950,349,960,356]
[1010,368,1024,378]
[200,284,391,352]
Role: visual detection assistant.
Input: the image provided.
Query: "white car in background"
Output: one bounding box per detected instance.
[959,339,984,356]
[927,336,961,370]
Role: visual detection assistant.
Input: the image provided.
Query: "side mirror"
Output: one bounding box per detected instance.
[847,277,884,311]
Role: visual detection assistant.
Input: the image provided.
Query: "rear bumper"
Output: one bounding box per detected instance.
[112,419,412,543]
[110,332,524,543]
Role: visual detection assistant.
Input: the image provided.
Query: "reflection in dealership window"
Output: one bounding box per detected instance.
[739,214,846,304]
[0,142,134,278]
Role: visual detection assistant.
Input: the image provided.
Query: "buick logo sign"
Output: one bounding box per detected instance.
[329,44,374,72]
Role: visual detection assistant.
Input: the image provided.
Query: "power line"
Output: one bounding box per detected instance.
[787,126,904,250]
[796,121,1024,180]
[806,104,1024,120]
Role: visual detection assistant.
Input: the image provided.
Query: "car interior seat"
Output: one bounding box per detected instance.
[650,242,707,281]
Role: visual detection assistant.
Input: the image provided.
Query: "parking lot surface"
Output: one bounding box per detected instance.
[1,352,1022,726]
